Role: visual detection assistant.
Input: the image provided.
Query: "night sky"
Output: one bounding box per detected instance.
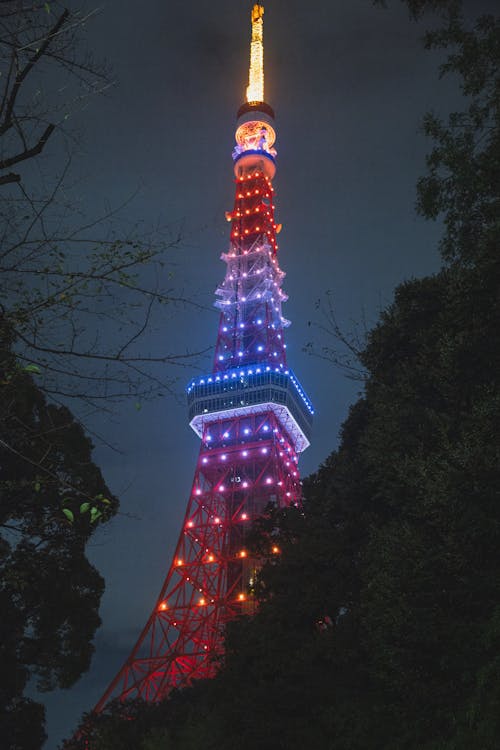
[37,0,496,746]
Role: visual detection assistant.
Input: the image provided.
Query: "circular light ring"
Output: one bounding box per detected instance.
[233,151,276,180]
[237,101,275,119]
[235,119,276,149]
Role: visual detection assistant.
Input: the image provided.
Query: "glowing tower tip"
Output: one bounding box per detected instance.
[246,4,265,104]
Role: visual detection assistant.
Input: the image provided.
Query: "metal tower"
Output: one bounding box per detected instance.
[95,3,313,709]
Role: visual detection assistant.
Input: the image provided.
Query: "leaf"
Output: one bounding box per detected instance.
[23,364,41,374]
[135,402,142,411]
[101,497,111,505]
[62,509,74,523]
[79,502,90,514]
[90,508,102,523]
[44,2,51,13]
[34,482,41,492]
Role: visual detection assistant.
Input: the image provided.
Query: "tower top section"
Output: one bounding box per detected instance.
[246,4,265,104]
[234,4,276,179]
[237,4,274,120]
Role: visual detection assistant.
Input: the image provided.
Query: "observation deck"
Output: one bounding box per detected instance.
[187,366,313,453]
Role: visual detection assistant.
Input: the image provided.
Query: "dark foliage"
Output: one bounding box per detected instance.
[0,322,118,749]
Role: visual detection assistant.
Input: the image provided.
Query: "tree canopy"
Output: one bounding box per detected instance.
[1,319,119,749]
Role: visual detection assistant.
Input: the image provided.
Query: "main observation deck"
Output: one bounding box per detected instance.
[187,366,313,453]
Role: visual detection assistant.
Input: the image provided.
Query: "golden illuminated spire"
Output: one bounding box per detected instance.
[246,4,265,103]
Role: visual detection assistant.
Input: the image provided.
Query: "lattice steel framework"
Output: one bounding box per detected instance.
[95,3,313,710]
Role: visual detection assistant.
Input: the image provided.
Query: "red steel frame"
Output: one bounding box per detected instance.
[94,5,312,712]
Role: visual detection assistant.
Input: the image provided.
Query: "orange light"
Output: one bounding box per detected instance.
[207,554,215,563]
[199,597,206,606]
[158,602,168,611]
[272,545,280,554]
[239,550,247,558]
[187,521,194,528]
[238,593,246,602]
[176,558,183,566]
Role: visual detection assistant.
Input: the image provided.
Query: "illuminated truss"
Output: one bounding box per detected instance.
[94,411,302,708]
[94,2,313,711]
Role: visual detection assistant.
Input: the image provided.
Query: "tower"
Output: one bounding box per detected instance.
[95,3,313,709]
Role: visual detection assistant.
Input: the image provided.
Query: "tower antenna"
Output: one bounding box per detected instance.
[246,4,265,103]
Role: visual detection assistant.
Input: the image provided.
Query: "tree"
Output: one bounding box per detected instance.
[0,318,119,749]
[0,2,200,410]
